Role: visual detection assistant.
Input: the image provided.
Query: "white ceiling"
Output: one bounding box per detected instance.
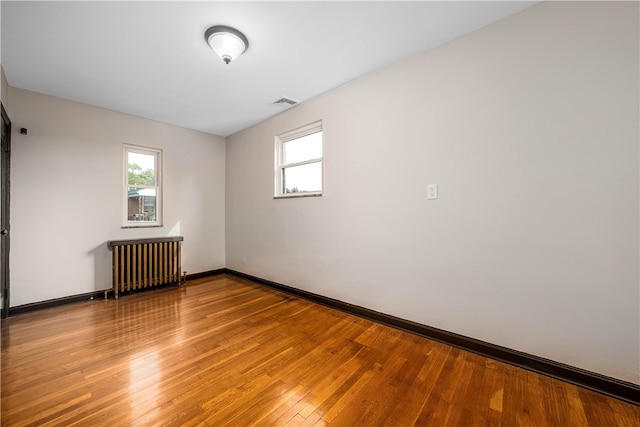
[1,1,538,137]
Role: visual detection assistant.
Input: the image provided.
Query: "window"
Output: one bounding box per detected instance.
[124,145,162,227]
[275,121,323,198]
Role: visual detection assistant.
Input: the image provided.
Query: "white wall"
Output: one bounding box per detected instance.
[10,88,226,306]
[226,1,639,384]
[1,66,8,109]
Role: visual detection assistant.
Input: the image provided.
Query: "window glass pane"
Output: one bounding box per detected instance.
[283,162,322,193]
[128,152,155,186]
[127,187,157,222]
[283,132,322,165]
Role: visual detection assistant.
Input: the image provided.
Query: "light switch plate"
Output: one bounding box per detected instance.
[427,184,438,200]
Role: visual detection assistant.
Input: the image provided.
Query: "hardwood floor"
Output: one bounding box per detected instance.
[2,275,639,426]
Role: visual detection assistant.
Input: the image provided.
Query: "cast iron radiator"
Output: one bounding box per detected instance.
[107,236,183,299]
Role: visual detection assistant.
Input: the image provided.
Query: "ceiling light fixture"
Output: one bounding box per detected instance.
[204,25,249,65]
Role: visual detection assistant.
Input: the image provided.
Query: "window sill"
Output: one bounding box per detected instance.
[274,192,322,200]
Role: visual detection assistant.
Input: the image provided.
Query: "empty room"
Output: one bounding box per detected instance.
[1,1,639,425]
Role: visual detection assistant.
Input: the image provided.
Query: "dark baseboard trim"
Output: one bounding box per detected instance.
[5,269,227,317]
[224,269,640,406]
[186,269,226,281]
[5,268,638,405]
[8,290,107,316]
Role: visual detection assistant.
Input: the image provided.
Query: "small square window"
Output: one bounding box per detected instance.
[124,145,162,227]
[275,121,323,198]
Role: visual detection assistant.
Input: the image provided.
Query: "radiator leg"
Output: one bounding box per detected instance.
[104,290,108,300]
[182,271,187,286]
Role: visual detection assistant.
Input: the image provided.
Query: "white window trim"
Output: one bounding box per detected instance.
[123,144,163,228]
[274,120,323,198]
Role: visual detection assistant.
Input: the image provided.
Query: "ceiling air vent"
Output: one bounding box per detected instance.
[273,97,298,107]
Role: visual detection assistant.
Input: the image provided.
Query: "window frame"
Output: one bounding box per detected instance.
[123,144,163,228]
[274,120,323,198]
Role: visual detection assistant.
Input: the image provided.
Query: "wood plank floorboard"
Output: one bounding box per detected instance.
[2,274,639,426]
